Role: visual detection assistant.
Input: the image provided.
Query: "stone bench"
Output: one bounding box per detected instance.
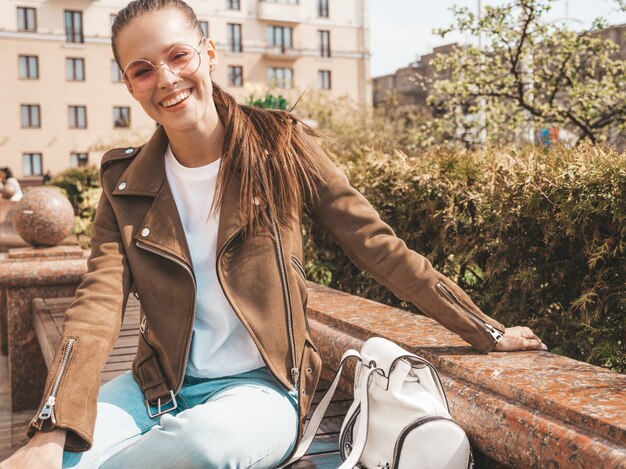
[31,295,351,468]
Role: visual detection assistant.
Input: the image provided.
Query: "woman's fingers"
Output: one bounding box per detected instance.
[495,326,548,352]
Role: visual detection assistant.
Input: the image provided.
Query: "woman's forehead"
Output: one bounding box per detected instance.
[117,8,197,62]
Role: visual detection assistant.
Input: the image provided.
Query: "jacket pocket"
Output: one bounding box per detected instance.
[291,256,306,282]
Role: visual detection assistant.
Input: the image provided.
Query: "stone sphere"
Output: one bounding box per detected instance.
[2,184,16,199]
[12,187,75,246]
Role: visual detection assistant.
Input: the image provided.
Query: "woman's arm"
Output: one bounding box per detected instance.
[0,429,66,469]
[23,155,133,452]
[303,134,544,353]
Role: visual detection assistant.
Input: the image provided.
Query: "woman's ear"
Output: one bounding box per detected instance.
[206,38,219,70]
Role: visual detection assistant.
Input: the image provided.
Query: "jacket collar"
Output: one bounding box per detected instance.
[112,125,244,265]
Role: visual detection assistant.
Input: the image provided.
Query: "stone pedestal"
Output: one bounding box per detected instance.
[0,245,87,411]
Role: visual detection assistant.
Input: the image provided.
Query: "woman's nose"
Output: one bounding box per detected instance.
[156,64,180,89]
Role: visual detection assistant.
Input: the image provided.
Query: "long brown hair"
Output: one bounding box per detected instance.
[111,0,325,236]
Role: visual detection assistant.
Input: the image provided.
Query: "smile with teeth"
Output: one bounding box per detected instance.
[161,88,193,108]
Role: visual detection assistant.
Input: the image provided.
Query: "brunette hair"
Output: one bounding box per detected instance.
[111,0,325,236]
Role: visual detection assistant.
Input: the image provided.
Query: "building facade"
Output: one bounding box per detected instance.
[2,0,371,179]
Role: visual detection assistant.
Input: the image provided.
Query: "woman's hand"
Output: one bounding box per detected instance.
[494,326,548,352]
[0,429,66,469]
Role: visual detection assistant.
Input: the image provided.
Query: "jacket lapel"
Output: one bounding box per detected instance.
[111,124,244,266]
[110,125,193,268]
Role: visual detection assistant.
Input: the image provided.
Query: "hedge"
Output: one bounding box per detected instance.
[303,143,625,372]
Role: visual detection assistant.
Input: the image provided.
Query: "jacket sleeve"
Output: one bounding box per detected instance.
[26,166,132,452]
[304,138,506,353]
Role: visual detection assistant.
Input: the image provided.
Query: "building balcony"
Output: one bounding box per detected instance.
[256,1,305,23]
[262,45,300,60]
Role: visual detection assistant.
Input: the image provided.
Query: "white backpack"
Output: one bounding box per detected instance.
[278,337,473,469]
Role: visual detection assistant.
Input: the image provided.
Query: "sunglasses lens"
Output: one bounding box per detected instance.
[124,60,157,92]
[123,42,202,91]
[167,44,200,76]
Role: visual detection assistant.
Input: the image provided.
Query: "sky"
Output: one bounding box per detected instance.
[369,0,626,77]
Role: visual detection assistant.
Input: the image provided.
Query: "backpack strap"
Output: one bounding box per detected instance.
[276,349,362,468]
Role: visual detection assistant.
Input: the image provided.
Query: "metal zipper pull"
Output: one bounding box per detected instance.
[483,322,503,342]
[37,396,55,420]
[291,367,300,391]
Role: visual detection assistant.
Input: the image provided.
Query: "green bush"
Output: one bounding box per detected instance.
[303,143,625,372]
[51,166,101,244]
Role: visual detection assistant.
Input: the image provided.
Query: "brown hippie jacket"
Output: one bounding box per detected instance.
[27,123,506,452]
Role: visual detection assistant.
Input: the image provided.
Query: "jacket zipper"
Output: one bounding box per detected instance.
[135,240,197,401]
[436,281,503,344]
[291,256,306,281]
[268,210,299,391]
[32,337,77,430]
[391,415,469,469]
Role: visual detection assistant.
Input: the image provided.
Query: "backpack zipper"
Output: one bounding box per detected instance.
[391,415,469,469]
[340,404,361,459]
[32,337,77,430]
[135,240,196,402]
[436,281,503,344]
[269,210,299,391]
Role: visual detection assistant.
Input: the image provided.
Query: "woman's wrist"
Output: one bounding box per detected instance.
[31,428,67,446]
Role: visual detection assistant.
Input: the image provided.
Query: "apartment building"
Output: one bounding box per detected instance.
[0,0,370,179]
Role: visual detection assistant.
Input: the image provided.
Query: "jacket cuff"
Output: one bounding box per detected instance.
[26,420,92,452]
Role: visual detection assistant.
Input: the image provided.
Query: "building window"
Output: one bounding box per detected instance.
[267,26,292,52]
[66,58,85,81]
[17,7,37,32]
[227,23,242,52]
[318,70,331,90]
[227,0,240,10]
[68,106,87,128]
[199,21,209,38]
[317,0,329,17]
[268,67,293,88]
[21,105,41,128]
[23,153,43,176]
[114,106,131,128]
[65,10,84,43]
[318,30,330,57]
[19,55,38,79]
[228,66,243,87]
[70,152,89,167]
[111,60,122,82]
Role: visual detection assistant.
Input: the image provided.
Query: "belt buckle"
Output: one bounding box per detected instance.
[145,390,178,418]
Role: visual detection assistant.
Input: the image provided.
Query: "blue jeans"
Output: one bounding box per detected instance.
[62,366,299,468]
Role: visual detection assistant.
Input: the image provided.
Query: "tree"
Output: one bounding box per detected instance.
[425,0,626,146]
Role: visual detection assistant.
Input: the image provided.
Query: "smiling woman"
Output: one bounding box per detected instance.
[0,0,547,468]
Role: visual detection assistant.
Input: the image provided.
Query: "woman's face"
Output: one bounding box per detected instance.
[115,8,218,131]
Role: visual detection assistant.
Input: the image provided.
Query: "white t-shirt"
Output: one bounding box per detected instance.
[164,144,265,378]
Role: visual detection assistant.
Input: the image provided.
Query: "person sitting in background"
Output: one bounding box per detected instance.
[0,168,23,201]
